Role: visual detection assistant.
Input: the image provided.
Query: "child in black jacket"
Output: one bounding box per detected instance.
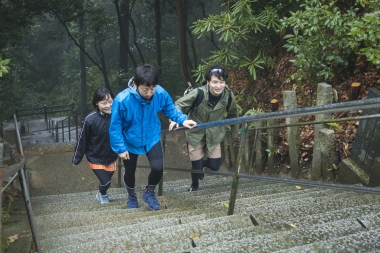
[72,87,118,204]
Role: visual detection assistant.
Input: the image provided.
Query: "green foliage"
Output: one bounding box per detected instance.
[283,0,380,88]
[327,122,341,131]
[0,54,10,77]
[191,0,296,82]
[266,145,276,157]
[244,107,264,129]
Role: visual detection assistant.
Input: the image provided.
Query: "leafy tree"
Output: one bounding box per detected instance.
[0,54,10,77]
[191,0,298,83]
[282,0,380,88]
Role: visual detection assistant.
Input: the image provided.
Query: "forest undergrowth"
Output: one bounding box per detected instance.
[229,52,380,178]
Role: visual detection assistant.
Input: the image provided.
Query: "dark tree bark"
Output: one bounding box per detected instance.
[177,0,192,87]
[54,12,112,92]
[79,0,87,118]
[115,0,133,88]
[154,0,162,77]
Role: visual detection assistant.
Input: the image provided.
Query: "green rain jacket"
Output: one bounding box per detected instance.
[175,84,239,152]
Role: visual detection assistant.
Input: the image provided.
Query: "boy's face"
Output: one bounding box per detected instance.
[96,94,113,114]
[137,83,156,99]
[208,75,226,96]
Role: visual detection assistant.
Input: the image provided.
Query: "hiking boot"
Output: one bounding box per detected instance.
[188,185,198,192]
[142,190,161,211]
[199,167,205,180]
[96,192,109,204]
[126,193,138,209]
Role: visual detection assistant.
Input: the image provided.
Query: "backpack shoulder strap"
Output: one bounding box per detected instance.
[186,87,204,115]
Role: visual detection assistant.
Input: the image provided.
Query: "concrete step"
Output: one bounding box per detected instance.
[274,227,380,253]
[41,213,251,252]
[192,204,380,248]
[32,176,380,252]
[190,212,380,252]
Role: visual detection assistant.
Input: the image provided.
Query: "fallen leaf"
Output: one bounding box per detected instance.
[8,234,19,244]
[290,223,298,229]
[296,186,302,190]
[189,233,201,239]
[82,177,85,181]
[224,203,229,208]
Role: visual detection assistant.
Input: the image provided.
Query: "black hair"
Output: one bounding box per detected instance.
[92,87,114,109]
[203,64,228,85]
[133,64,159,87]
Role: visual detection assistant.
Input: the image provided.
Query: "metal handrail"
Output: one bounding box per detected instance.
[158,97,380,215]
[52,114,79,143]
[0,115,41,251]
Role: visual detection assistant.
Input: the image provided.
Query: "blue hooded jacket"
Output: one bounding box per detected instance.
[109,79,188,155]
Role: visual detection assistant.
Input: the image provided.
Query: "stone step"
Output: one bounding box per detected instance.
[273,227,380,253]
[237,191,380,223]
[36,206,225,236]
[31,179,294,216]
[193,204,380,248]
[40,213,251,252]
[190,212,380,252]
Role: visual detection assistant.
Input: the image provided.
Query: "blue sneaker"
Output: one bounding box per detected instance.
[96,192,109,204]
[126,193,138,209]
[142,190,161,211]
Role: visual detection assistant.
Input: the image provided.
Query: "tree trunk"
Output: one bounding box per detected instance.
[79,0,87,118]
[118,0,130,89]
[177,0,191,87]
[155,0,162,78]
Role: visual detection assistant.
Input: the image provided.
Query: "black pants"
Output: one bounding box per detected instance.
[92,169,114,195]
[191,157,222,187]
[123,141,164,189]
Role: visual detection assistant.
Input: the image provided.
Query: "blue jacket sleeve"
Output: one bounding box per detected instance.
[109,98,128,154]
[161,90,187,124]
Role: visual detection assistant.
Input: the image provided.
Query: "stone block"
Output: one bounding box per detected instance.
[0,142,3,167]
[369,157,380,187]
[3,122,18,147]
[337,158,369,186]
[319,129,339,180]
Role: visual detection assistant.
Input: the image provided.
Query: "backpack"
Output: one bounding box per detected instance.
[183,86,232,116]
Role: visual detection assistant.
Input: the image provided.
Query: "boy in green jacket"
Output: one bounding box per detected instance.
[169,64,239,191]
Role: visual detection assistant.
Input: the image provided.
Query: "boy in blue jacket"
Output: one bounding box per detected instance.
[109,64,196,210]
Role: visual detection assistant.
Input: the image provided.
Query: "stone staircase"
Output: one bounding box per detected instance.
[31,176,380,252]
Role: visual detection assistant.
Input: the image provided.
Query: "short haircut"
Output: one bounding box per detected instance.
[133,64,159,87]
[204,64,228,82]
[92,87,114,109]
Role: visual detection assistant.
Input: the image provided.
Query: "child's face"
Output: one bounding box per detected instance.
[208,75,226,96]
[137,83,156,99]
[96,94,113,114]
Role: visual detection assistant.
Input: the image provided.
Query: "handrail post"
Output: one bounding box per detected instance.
[68,117,71,142]
[158,134,166,196]
[117,157,122,188]
[18,166,41,251]
[44,105,47,122]
[61,122,64,142]
[55,124,58,142]
[13,114,41,251]
[75,115,79,141]
[228,122,248,215]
